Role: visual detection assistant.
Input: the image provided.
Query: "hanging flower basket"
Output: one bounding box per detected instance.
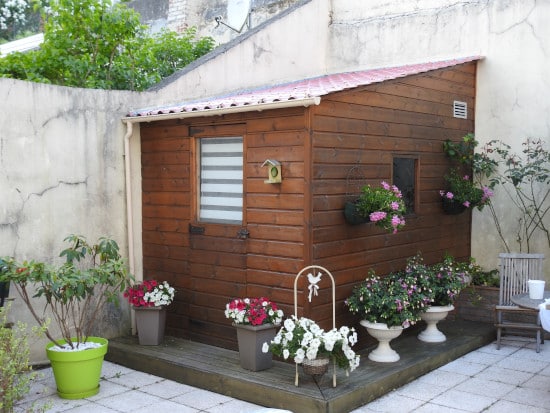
[302,356,330,377]
[441,198,466,215]
[344,201,370,225]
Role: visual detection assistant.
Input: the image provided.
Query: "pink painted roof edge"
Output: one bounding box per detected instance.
[126,56,481,118]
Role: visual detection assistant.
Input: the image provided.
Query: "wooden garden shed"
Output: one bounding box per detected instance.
[124,57,478,350]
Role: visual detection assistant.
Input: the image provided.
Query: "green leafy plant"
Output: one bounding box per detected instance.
[355,181,406,233]
[262,315,360,372]
[0,0,215,91]
[0,303,50,413]
[423,255,469,306]
[443,133,498,179]
[442,135,495,211]
[440,168,493,210]
[346,268,432,328]
[0,235,133,349]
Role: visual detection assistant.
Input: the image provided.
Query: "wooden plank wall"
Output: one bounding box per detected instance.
[140,120,193,338]
[140,108,310,350]
[309,62,476,329]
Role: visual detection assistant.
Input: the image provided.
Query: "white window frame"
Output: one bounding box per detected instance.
[197,137,243,224]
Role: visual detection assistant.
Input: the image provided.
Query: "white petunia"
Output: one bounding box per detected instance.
[306,347,318,360]
[294,348,305,364]
[284,318,296,332]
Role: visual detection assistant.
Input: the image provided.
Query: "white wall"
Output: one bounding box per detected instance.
[0,79,144,362]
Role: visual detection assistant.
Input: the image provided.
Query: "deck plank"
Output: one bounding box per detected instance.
[106,320,495,413]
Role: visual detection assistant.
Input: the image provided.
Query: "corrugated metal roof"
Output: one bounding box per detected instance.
[126,56,480,119]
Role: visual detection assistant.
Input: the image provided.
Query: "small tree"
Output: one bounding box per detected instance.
[445,134,550,252]
[0,0,215,90]
[483,138,550,251]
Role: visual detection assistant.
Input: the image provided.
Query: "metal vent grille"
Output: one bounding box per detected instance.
[453,101,467,119]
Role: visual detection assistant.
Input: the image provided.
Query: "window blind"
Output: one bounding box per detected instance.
[199,137,243,224]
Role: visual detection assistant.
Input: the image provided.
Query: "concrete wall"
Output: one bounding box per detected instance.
[126,0,304,43]
[0,79,144,362]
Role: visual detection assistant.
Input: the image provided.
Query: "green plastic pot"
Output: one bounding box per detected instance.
[46,336,108,399]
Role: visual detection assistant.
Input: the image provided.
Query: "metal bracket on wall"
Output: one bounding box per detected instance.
[237,228,250,239]
[189,224,205,235]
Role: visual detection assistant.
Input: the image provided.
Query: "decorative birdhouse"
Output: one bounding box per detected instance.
[262,159,282,183]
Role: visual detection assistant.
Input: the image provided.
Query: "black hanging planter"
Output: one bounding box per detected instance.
[344,201,370,225]
[0,281,10,307]
[441,198,466,215]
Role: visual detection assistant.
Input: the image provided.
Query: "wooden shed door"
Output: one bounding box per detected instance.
[188,125,248,336]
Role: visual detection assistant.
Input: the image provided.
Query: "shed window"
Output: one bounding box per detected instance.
[198,137,243,224]
[393,157,416,214]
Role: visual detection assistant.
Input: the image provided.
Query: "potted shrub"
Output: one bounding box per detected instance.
[345,181,406,233]
[408,254,469,342]
[346,269,431,362]
[0,235,133,399]
[124,280,175,345]
[262,315,360,378]
[224,297,284,371]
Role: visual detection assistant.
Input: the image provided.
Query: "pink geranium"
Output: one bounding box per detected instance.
[355,181,407,234]
[369,211,387,222]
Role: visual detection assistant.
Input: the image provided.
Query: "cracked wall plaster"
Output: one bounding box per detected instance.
[0,79,143,363]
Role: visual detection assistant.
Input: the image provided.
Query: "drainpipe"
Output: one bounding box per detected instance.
[123,120,137,335]
[123,120,136,279]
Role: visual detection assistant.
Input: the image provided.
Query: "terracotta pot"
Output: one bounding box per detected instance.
[134,306,166,345]
[234,323,278,371]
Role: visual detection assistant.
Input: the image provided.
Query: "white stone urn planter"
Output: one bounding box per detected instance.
[360,320,404,362]
[418,305,454,343]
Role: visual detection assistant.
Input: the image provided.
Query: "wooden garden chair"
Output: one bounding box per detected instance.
[495,253,545,352]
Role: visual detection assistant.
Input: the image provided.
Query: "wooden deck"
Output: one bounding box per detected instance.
[106,320,495,413]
